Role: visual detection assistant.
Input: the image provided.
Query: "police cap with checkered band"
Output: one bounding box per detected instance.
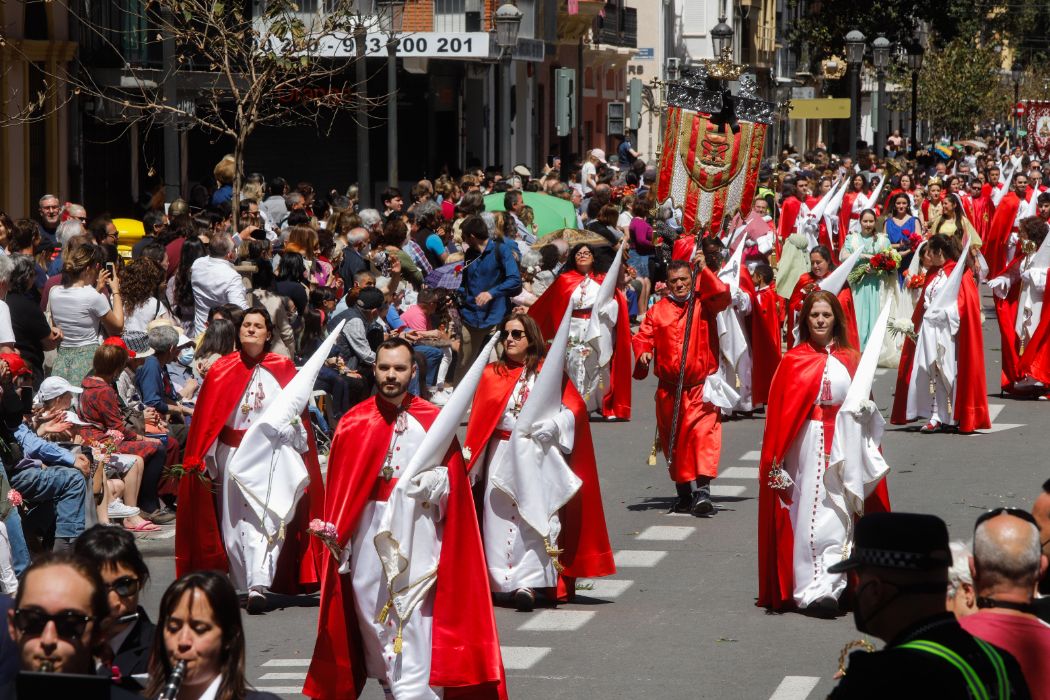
[828,512,952,573]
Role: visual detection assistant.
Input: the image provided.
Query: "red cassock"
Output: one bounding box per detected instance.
[785,273,860,351]
[985,192,1022,278]
[751,284,784,406]
[757,343,891,610]
[838,190,862,250]
[632,268,731,483]
[463,363,616,599]
[528,270,632,420]
[986,193,1024,390]
[890,261,991,432]
[174,351,324,592]
[1019,298,1050,386]
[304,396,505,700]
[778,196,802,243]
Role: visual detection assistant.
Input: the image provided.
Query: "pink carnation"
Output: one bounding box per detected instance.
[308,518,326,533]
[7,489,22,507]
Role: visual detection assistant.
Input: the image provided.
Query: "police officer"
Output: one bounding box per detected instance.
[829,512,1031,699]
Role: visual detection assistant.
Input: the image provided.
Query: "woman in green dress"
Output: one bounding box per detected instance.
[844,209,891,349]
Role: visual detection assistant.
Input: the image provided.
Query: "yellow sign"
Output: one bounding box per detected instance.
[789,98,852,120]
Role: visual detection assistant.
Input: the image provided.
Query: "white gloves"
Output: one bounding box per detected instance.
[407,466,450,520]
[987,276,1011,300]
[529,418,560,448]
[265,418,309,452]
[732,290,752,314]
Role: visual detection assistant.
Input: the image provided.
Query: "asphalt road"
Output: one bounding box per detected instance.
[136,289,1046,699]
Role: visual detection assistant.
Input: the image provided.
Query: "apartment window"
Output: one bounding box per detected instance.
[434,0,465,32]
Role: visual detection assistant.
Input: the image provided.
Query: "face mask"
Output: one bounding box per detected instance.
[851,580,878,635]
[178,347,195,367]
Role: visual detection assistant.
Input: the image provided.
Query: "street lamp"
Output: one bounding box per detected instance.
[872,34,890,157]
[906,41,924,157]
[710,12,733,60]
[845,30,865,159]
[1011,60,1025,141]
[493,0,523,173]
[378,0,405,191]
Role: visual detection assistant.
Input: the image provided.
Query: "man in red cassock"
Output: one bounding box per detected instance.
[175,308,325,612]
[305,338,505,700]
[749,263,784,407]
[962,178,995,239]
[633,254,731,516]
[985,173,1030,391]
[777,174,819,244]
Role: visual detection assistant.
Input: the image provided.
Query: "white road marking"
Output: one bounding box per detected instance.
[740,450,761,461]
[577,578,633,598]
[768,675,821,700]
[982,423,1024,433]
[988,404,1005,422]
[711,484,747,497]
[613,550,667,567]
[874,368,888,376]
[261,659,311,667]
[720,466,759,479]
[253,687,302,694]
[636,525,695,541]
[500,646,552,669]
[518,610,596,631]
[259,672,307,681]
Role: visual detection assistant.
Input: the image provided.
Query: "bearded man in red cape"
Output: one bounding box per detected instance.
[175,307,325,612]
[463,313,615,611]
[528,242,632,420]
[984,174,1030,391]
[305,338,505,700]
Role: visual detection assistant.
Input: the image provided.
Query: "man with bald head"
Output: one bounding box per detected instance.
[960,508,1050,697]
[1033,479,1050,599]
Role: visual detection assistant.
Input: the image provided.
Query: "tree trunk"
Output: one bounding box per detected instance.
[232,135,245,232]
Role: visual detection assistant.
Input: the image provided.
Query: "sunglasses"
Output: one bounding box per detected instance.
[105,575,141,597]
[501,329,526,340]
[975,507,1037,531]
[12,608,94,639]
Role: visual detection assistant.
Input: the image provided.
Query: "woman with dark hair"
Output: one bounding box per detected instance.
[528,241,632,420]
[49,242,125,383]
[7,253,61,386]
[931,191,981,247]
[838,174,868,248]
[249,259,296,359]
[121,257,171,333]
[462,313,613,611]
[275,252,310,317]
[170,237,205,335]
[378,218,424,288]
[758,290,891,612]
[843,209,892,348]
[144,571,279,700]
[786,245,834,347]
[892,234,990,433]
[175,307,325,613]
[73,524,155,690]
[193,317,237,379]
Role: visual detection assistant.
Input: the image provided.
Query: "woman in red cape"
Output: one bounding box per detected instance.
[891,235,991,433]
[463,314,615,610]
[174,308,325,598]
[749,264,784,406]
[757,291,890,612]
[838,174,867,249]
[786,246,860,350]
[305,392,505,700]
[528,242,632,420]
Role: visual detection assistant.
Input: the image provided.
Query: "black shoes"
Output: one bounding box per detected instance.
[246,589,268,615]
[690,487,714,517]
[513,588,536,612]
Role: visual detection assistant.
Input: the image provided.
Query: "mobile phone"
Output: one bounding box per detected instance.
[18,387,33,415]
[105,262,116,276]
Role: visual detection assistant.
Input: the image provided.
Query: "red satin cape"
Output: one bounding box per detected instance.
[304,396,505,700]
[528,270,633,420]
[463,363,616,589]
[751,284,784,405]
[786,273,860,351]
[174,351,325,592]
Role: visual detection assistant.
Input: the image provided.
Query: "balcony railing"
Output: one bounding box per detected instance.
[594,3,636,48]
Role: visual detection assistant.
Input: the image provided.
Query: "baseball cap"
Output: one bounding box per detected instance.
[0,353,30,378]
[591,148,608,164]
[356,286,386,310]
[38,376,84,403]
[828,512,952,573]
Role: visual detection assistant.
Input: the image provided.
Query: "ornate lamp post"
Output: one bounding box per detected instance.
[872,34,890,157]
[1011,61,1025,142]
[378,0,405,190]
[493,0,523,172]
[845,30,866,159]
[906,41,924,157]
[710,12,733,60]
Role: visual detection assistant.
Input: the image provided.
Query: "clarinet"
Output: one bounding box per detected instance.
[158,659,188,700]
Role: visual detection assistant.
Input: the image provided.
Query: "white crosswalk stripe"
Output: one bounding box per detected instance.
[501,646,552,669]
[578,578,633,598]
[711,484,747,497]
[988,404,1004,422]
[636,525,695,540]
[518,610,596,631]
[260,672,307,681]
[613,550,667,567]
[768,675,821,699]
[720,466,759,479]
[261,659,310,667]
[740,450,762,460]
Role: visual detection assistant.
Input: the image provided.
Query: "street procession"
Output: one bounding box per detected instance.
[4,0,1050,698]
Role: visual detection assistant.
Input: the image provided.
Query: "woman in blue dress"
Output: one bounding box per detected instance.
[884,193,919,286]
[844,209,892,349]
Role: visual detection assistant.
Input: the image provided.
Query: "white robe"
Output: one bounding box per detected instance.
[906,270,956,425]
[477,372,575,592]
[714,293,753,414]
[208,366,300,592]
[566,277,615,413]
[781,355,852,608]
[350,413,443,700]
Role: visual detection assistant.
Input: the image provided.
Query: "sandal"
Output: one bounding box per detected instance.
[124,521,161,532]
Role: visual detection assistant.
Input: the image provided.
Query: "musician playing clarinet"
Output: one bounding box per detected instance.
[632,239,731,516]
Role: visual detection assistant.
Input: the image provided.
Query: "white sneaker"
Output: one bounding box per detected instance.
[107,498,140,519]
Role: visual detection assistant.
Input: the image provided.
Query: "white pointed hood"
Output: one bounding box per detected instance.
[820,246,864,296]
[928,233,971,316]
[584,243,624,366]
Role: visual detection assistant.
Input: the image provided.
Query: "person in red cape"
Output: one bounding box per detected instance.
[962,178,995,239]
[778,175,820,244]
[785,246,860,350]
[175,307,324,613]
[528,242,632,420]
[463,314,615,612]
[985,174,1030,391]
[891,235,991,433]
[749,263,784,407]
[304,338,505,700]
[757,291,891,613]
[633,255,731,516]
[838,174,867,249]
